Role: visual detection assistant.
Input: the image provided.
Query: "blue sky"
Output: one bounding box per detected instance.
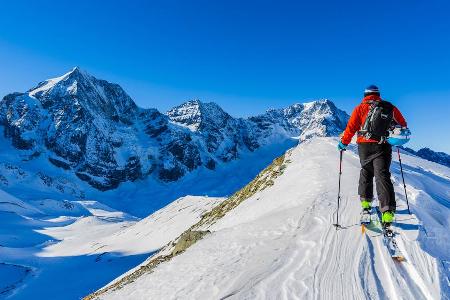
[1,0,449,152]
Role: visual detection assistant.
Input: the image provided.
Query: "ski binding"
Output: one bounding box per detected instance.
[360,209,371,225]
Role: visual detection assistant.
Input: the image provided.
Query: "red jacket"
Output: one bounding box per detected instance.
[341,95,407,145]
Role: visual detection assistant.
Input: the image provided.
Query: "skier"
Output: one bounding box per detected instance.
[337,85,408,230]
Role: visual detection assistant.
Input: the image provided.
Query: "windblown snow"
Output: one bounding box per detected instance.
[0,194,224,299]
[94,138,449,300]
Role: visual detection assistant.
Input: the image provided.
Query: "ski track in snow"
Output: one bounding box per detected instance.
[100,138,449,300]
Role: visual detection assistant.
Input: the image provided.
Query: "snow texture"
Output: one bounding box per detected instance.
[97,138,449,300]
[0,192,224,299]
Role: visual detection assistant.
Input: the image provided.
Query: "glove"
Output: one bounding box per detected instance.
[337,141,347,151]
[401,128,411,136]
[391,126,411,137]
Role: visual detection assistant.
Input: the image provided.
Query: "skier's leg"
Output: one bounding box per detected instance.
[358,144,374,206]
[374,144,396,213]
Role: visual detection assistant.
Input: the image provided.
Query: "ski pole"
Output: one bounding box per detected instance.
[397,148,411,215]
[333,150,344,229]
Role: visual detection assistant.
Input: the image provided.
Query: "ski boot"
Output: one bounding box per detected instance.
[380,210,404,260]
[381,211,395,238]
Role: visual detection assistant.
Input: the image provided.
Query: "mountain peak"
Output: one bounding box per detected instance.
[67,66,88,79]
[179,99,224,113]
[249,99,349,142]
[28,67,92,97]
[289,99,333,109]
[24,67,138,124]
[166,99,230,131]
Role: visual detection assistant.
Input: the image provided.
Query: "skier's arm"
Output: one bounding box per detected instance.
[393,107,407,127]
[341,106,361,145]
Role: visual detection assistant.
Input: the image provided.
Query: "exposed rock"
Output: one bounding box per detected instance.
[48,157,71,170]
[171,230,210,256]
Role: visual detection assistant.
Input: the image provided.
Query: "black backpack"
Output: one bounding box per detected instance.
[359,100,394,142]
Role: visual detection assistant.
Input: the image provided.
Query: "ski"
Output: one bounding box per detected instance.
[360,208,372,225]
[382,228,405,261]
[375,207,405,261]
[360,208,371,234]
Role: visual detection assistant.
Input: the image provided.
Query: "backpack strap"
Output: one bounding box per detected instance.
[358,101,378,137]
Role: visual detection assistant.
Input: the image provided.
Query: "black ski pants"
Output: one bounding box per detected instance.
[358,143,396,212]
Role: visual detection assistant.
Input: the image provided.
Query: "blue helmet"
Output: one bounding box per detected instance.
[364,85,380,96]
[387,127,411,146]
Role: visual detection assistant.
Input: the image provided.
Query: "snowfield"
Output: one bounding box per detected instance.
[0,195,224,299]
[95,138,449,300]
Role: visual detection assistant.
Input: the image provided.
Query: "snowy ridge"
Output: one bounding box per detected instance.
[250,99,349,141]
[402,146,450,168]
[92,138,449,300]
[29,67,87,97]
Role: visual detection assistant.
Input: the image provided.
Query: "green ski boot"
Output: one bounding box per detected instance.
[361,199,372,210]
[381,210,395,224]
[381,211,395,237]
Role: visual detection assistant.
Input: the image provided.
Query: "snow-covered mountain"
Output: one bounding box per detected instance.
[86,138,450,300]
[248,100,349,141]
[1,69,449,299]
[402,146,450,168]
[0,68,349,192]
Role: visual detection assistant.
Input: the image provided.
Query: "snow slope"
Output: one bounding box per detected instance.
[95,137,450,300]
[0,193,224,299]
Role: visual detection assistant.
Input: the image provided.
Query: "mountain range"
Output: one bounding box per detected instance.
[0,68,449,299]
[0,67,349,192]
[402,147,450,168]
